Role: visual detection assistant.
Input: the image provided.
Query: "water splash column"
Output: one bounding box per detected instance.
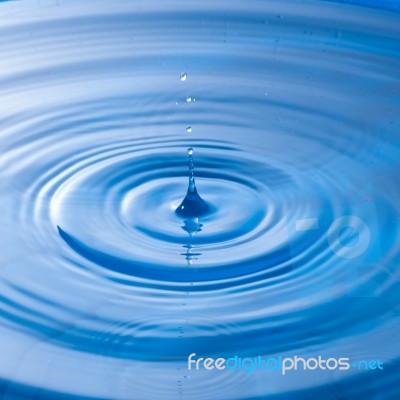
[175,148,211,218]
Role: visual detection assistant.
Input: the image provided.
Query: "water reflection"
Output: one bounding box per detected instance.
[181,218,203,265]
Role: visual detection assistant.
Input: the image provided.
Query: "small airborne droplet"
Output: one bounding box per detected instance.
[186,96,192,102]
[180,73,187,81]
[186,126,192,133]
[187,147,193,155]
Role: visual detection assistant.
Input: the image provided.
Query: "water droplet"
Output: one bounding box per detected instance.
[180,73,187,81]
[187,147,193,155]
[186,126,192,133]
[186,96,192,102]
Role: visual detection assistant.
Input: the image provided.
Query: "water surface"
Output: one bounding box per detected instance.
[0,0,399,399]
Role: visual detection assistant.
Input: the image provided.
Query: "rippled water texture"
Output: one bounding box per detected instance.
[0,0,399,399]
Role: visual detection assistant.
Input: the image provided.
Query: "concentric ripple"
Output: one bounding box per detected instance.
[0,1,399,399]
[50,139,301,282]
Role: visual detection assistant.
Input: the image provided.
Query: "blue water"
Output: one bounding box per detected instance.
[0,0,399,399]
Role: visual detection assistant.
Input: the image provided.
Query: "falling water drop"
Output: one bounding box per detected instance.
[175,148,211,218]
[180,72,187,81]
[186,96,192,102]
[186,126,192,133]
